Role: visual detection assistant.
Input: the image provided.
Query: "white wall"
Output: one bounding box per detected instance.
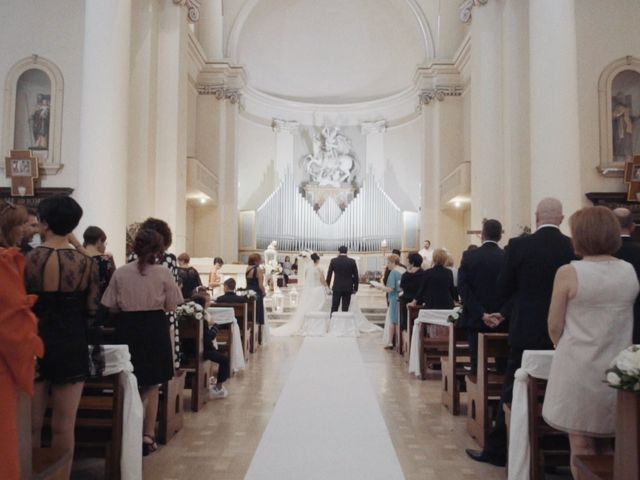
[384,118,422,211]
[575,0,640,199]
[236,114,276,210]
[0,0,85,189]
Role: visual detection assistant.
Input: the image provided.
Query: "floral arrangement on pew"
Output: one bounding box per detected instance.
[265,259,283,276]
[606,345,640,392]
[176,301,205,322]
[237,288,257,301]
[447,306,463,325]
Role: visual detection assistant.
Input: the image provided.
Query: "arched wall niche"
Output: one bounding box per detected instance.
[2,55,64,175]
[598,55,640,176]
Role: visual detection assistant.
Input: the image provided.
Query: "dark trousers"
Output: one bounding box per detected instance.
[331,291,352,313]
[203,348,230,384]
[468,327,508,375]
[398,299,409,331]
[483,348,524,456]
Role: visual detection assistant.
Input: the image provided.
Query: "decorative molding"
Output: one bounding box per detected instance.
[173,0,200,23]
[196,84,242,104]
[271,118,299,134]
[459,0,489,24]
[418,86,464,106]
[361,120,387,135]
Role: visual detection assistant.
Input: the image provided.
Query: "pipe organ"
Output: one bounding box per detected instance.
[256,171,402,252]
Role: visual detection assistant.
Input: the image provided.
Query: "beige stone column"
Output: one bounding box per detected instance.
[76,0,131,264]
[469,0,504,231]
[529,0,582,226]
[198,0,224,60]
[502,0,531,236]
[154,1,189,252]
[419,94,440,249]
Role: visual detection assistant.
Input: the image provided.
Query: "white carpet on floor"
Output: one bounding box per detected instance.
[245,337,405,480]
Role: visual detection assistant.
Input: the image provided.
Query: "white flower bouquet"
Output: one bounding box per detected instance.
[447,306,463,324]
[606,345,640,392]
[176,301,205,321]
[299,250,312,258]
[266,259,283,275]
[237,288,257,300]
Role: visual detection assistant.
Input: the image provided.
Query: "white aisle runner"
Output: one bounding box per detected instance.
[245,337,405,480]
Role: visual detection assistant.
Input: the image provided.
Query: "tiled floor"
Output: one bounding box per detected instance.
[137,334,507,480]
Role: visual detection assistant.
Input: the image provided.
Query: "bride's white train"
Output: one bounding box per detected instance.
[271,258,381,337]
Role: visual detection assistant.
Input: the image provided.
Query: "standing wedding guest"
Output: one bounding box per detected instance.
[457,220,506,374]
[102,229,183,455]
[128,218,182,368]
[25,196,100,478]
[382,249,404,306]
[82,226,116,296]
[378,254,405,349]
[0,201,43,480]
[177,252,202,299]
[467,198,575,467]
[246,253,266,326]
[282,255,293,286]
[419,239,434,269]
[19,208,39,255]
[208,257,224,289]
[399,253,425,331]
[191,292,230,398]
[612,207,640,343]
[543,206,638,479]
[416,248,458,309]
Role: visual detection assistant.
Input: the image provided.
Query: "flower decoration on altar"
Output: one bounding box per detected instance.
[299,250,313,259]
[176,301,204,321]
[264,259,283,276]
[606,345,640,391]
[447,306,463,324]
[237,288,257,300]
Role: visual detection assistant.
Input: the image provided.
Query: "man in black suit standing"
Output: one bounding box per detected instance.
[613,207,640,343]
[457,219,507,374]
[326,245,359,313]
[467,197,575,466]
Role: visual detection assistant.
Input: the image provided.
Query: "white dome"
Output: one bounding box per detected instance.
[235,0,429,104]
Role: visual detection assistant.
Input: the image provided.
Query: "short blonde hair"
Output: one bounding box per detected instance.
[432,248,448,267]
[570,206,621,257]
[0,201,28,248]
[387,254,400,265]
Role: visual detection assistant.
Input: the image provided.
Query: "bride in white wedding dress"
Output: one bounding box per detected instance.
[271,253,382,336]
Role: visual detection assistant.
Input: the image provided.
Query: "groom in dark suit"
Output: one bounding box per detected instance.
[326,245,359,313]
[613,207,640,343]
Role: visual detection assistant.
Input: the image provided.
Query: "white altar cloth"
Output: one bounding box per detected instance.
[408,309,454,377]
[508,350,555,480]
[90,344,143,480]
[207,307,246,372]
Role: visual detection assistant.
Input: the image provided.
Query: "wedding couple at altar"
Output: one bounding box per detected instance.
[271,247,381,336]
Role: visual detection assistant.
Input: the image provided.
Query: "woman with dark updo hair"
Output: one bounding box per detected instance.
[102,228,183,455]
[128,217,182,368]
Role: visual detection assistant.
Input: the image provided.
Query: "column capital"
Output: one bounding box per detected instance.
[272,118,300,134]
[361,120,387,135]
[197,84,242,104]
[173,0,200,23]
[459,0,489,24]
[418,86,463,106]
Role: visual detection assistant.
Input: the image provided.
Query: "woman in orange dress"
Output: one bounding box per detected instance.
[0,201,44,479]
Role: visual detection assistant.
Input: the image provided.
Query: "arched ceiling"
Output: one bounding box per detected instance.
[234,0,431,104]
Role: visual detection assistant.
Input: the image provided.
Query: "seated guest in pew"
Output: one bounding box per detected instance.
[102,228,183,456]
[543,206,638,480]
[612,207,640,344]
[191,293,230,399]
[176,252,202,299]
[25,196,101,479]
[399,252,425,331]
[414,248,458,309]
[457,220,507,375]
[467,198,575,467]
[0,201,44,479]
[216,278,248,304]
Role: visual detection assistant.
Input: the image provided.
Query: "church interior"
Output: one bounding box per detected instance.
[1,1,640,479]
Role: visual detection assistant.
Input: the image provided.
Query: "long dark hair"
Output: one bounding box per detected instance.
[133,229,164,274]
[310,253,320,263]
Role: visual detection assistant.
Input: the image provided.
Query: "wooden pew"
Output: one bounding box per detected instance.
[178,316,213,412]
[465,333,509,448]
[247,299,259,352]
[157,369,185,445]
[212,302,250,360]
[405,305,424,358]
[575,389,639,480]
[527,376,570,480]
[43,373,126,479]
[440,325,470,415]
[32,448,73,480]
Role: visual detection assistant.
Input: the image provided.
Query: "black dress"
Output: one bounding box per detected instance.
[245,266,264,325]
[177,266,202,299]
[25,247,100,384]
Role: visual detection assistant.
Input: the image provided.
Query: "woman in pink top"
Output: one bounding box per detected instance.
[102,229,183,456]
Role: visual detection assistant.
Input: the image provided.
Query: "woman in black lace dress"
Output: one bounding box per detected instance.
[25,196,100,478]
[82,225,116,295]
[128,218,182,367]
